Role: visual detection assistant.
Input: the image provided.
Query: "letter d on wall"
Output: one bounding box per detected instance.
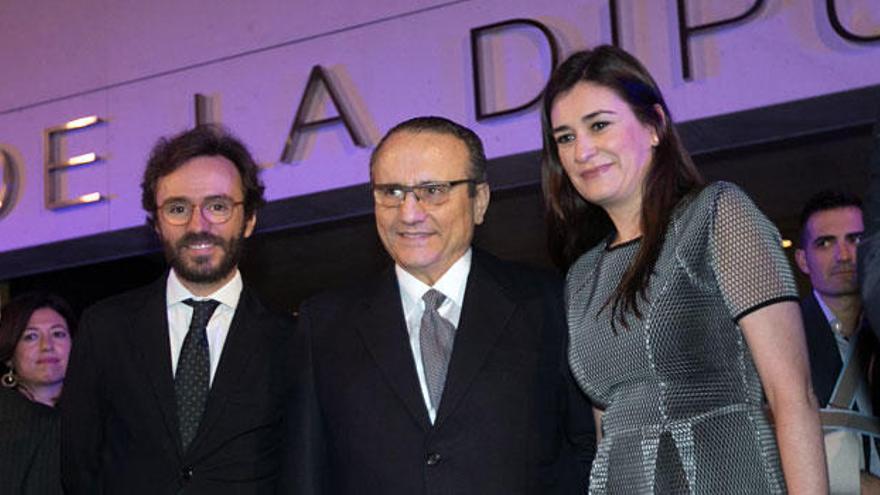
[471,19,559,121]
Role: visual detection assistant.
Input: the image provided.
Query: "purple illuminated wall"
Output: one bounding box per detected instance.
[0,0,878,254]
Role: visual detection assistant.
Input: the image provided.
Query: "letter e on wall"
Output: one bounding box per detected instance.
[44,115,107,210]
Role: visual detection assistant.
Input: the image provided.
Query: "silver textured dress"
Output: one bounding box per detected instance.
[567,182,798,494]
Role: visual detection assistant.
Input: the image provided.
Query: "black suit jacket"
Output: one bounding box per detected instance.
[0,387,62,495]
[802,293,879,411]
[801,292,880,468]
[858,104,880,426]
[860,108,880,339]
[801,293,843,407]
[285,250,595,495]
[61,276,294,494]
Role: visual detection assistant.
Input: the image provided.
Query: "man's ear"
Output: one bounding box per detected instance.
[473,183,491,225]
[795,248,810,275]
[244,213,257,238]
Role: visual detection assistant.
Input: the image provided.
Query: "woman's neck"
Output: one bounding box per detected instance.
[19,382,62,407]
[605,202,642,247]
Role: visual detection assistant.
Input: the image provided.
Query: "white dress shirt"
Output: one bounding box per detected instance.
[166,269,242,386]
[396,249,471,424]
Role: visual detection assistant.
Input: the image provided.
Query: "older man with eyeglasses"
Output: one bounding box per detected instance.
[283,116,595,495]
[62,125,296,494]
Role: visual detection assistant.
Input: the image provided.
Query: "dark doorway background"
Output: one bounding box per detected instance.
[3,87,878,316]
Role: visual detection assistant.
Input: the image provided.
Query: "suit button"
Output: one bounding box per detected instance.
[426,452,441,466]
[181,467,194,481]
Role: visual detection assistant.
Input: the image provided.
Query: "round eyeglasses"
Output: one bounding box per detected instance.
[157,197,244,225]
[371,179,479,207]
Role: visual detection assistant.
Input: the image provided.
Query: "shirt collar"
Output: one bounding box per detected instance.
[396,248,472,309]
[166,268,243,310]
[813,289,845,335]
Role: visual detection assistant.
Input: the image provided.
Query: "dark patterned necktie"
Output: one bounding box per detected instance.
[176,298,220,451]
[420,289,456,410]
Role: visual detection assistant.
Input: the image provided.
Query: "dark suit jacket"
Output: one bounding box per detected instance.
[802,292,880,471]
[801,293,843,407]
[860,108,880,339]
[0,387,62,495]
[61,276,294,495]
[285,250,595,495]
[802,293,879,413]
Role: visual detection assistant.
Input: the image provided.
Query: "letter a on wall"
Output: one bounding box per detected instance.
[280,65,370,164]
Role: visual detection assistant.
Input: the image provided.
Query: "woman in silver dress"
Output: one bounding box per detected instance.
[541,45,827,493]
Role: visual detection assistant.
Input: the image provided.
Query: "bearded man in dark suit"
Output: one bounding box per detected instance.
[62,125,294,494]
[285,116,595,495]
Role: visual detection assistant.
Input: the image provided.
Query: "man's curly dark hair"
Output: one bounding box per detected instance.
[141,125,266,228]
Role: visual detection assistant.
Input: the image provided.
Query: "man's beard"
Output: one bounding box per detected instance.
[162,228,246,285]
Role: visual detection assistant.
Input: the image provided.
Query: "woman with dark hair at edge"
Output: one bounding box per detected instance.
[0,292,77,495]
[542,45,826,493]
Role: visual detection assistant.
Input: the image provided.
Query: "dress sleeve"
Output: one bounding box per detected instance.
[707,182,798,322]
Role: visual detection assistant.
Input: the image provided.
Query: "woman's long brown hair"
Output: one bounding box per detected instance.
[541,45,705,329]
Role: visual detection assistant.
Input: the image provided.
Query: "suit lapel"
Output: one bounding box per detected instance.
[189,288,263,454]
[802,293,844,406]
[434,255,514,427]
[356,270,432,430]
[127,277,183,457]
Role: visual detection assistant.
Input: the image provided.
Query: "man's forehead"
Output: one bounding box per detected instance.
[156,155,243,199]
[374,131,469,175]
[806,206,864,238]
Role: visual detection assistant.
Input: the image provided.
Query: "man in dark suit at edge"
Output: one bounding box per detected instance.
[795,190,880,493]
[860,108,880,339]
[286,116,595,494]
[62,125,295,494]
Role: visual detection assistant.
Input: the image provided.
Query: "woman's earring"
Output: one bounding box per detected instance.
[1,369,17,388]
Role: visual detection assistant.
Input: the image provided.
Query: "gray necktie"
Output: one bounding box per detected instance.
[420,289,456,410]
[176,298,219,451]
